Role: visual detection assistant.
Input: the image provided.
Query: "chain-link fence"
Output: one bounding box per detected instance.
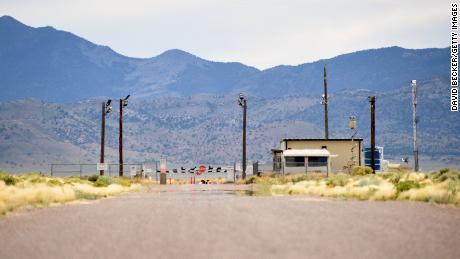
[50,163,143,177]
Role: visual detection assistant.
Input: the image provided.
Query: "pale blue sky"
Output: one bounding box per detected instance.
[0,0,451,69]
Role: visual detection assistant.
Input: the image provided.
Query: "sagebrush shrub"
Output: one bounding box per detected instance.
[94,176,112,187]
[352,166,373,176]
[88,175,99,182]
[396,180,420,193]
[0,173,18,185]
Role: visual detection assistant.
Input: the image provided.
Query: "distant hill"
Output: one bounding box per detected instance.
[0,15,450,101]
[240,47,449,96]
[0,16,259,102]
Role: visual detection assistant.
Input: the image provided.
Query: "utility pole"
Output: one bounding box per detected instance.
[322,64,329,139]
[99,100,111,175]
[119,99,123,176]
[368,96,376,174]
[238,93,247,180]
[119,95,130,177]
[412,80,419,172]
[348,116,357,174]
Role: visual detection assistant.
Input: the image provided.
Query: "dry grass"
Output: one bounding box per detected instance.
[248,169,460,206]
[0,172,144,215]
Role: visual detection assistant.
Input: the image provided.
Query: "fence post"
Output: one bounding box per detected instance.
[51,164,54,177]
[80,164,83,178]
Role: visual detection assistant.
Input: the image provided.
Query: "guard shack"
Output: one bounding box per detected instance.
[272,138,363,174]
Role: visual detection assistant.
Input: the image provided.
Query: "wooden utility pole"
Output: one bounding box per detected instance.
[119,99,123,177]
[369,96,376,174]
[100,102,106,176]
[323,65,329,139]
[118,95,130,177]
[411,80,419,172]
[242,98,247,180]
[238,93,247,180]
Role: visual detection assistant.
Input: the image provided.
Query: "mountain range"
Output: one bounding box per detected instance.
[0,15,457,172]
[0,15,449,101]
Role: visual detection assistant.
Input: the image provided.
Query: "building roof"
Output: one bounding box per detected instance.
[283,149,331,157]
[282,138,363,142]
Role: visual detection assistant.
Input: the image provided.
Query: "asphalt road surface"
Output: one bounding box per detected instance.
[0,184,459,259]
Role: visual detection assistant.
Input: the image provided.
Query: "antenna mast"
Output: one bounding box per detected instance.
[322,65,329,139]
[412,80,419,172]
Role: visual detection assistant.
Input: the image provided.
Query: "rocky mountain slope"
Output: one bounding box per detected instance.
[0,15,449,101]
[1,78,457,172]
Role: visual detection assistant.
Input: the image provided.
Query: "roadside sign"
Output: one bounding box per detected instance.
[130,165,137,176]
[160,158,167,174]
[97,163,108,171]
[198,164,206,175]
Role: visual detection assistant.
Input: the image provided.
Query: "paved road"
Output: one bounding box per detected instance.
[0,184,459,259]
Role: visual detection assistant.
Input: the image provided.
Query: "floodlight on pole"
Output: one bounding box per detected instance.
[368,96,376,174]
[322,65,329,139]
[238,92,247,180]
[411,80,419,172]
[119,95,130,177]
[100,99,112,176]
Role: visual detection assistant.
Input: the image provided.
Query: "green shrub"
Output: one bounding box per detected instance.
[113,177,131,187]
[387,172,403,184]
[75,190,99,200]
[326,174,350,187]
[88,175,99,182]
[396,180,420,193]
[30,176,46,184]
[355,175,381,187]
[47,179,62,186]
[94,176,112,187]
[430,168,460,183]
[0,173,18,185]
[352,166,373,176]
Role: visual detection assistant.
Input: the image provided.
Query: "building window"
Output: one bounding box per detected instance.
[285,157,305,167]
[308,157,328,167]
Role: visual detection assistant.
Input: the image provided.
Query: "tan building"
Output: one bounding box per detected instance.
[272,138,363,173]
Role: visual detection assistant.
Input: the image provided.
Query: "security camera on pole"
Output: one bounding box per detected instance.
[99,99,112,175]
[238,93,247,180]
[368,96,376,174]
[322,64,329,139]
[411,80,419,172]
[119,95,130,177]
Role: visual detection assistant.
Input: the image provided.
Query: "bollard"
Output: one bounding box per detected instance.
[169,178,171,185]
[160,173,167,185]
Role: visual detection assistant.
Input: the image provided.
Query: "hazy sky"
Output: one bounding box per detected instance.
[0,0,451,69]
